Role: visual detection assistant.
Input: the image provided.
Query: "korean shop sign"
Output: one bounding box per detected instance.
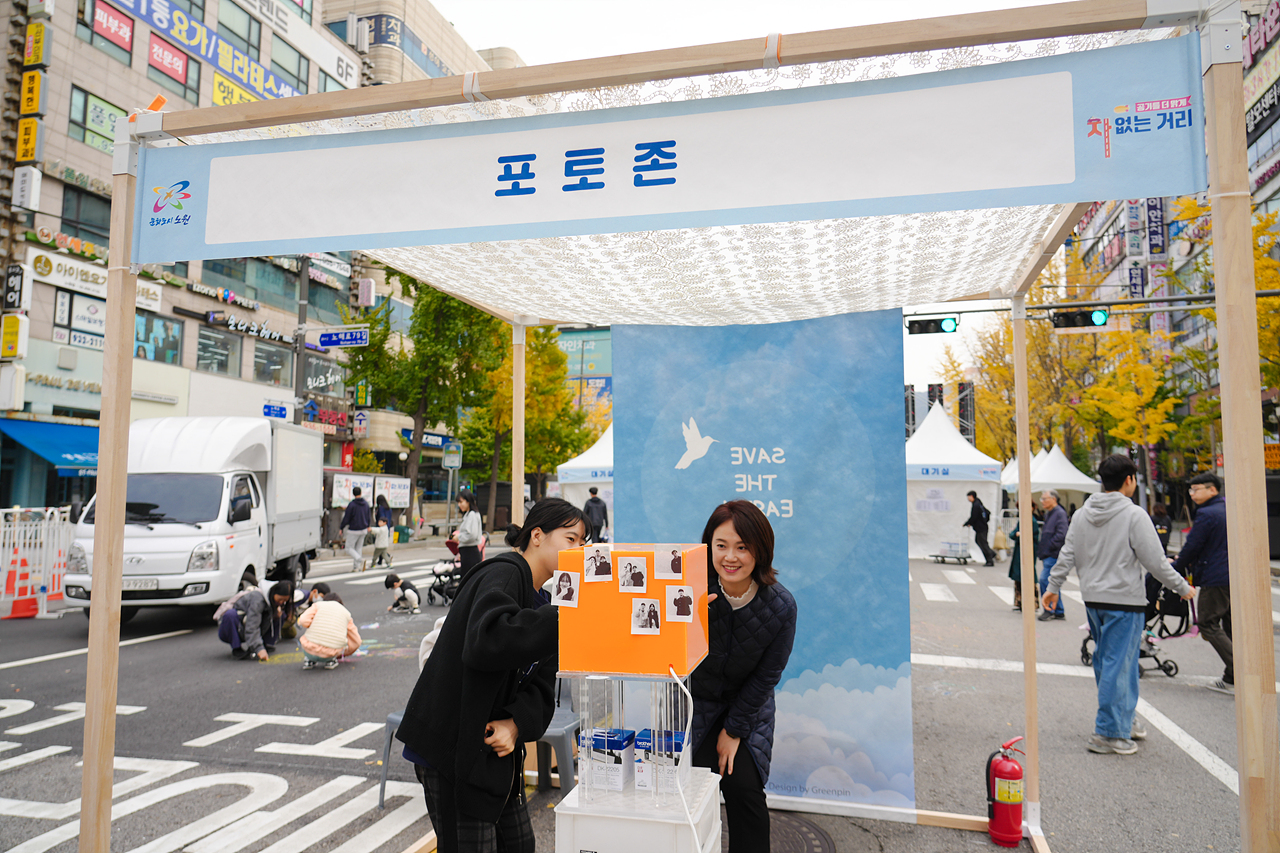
[94,1,134,52]
[105,0,299,101]
[23,21,51,67]
[20,71,46,116]
[212,73,257,106]
[148,33,187,82]
[134,34,1208,263]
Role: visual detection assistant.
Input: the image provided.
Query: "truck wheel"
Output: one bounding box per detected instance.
[240,570,257,591]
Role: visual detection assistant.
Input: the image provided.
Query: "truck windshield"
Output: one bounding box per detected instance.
[84,474,225,525]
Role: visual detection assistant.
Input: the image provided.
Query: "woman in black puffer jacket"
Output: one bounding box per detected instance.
[692,500,797,853]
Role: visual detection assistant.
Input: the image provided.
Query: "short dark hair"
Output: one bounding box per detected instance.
[505,497,590,548]
[1189,472,1222,491]
[457,489,476,512]
[352,487,362,497]
[311,582,331,596]
[323,592,344,604]
[701,500,778,587]
[966,490,977,498]
[1098,454,1138,491]
[589,487,598,495]
[384,574,400,588]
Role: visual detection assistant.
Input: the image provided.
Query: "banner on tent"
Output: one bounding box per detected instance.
[614,311,914,808]
[133,35,1206,263]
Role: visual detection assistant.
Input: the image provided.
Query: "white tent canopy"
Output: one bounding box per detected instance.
[1001,447,1049,490]
[556,425,614,533]
[1013,444,1102,495]
[904,405,1002,561]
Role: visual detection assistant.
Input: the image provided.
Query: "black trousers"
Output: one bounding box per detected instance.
[415,762,533,853]
[1196,585,1234,684]
[972,524,996,563]
[693,723,770,853]
[459,545,482,575]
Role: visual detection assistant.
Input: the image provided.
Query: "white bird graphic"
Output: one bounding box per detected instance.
[675,417,717,469]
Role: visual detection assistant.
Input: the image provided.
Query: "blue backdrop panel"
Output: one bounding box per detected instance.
[614,311,913,807]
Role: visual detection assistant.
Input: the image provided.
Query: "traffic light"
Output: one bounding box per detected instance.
[1052,308,1109,328]
[907,315,960,334]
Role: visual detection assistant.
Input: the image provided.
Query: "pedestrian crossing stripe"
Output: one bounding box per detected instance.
[919,583,958,603]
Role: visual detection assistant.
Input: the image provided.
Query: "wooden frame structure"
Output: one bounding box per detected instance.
[82,2,1279,852]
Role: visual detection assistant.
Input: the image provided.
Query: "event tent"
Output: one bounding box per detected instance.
[1000,447,1050,490]
[556,424,614,531]
[76,4,1278,850]
[905,405,1002,560]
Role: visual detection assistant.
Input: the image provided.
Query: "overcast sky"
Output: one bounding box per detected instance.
[428,0,1057,385]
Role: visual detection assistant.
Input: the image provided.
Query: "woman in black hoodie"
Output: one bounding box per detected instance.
[396,498,587,853]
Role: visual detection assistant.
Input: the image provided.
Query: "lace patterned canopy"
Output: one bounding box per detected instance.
[188,29,1169,325]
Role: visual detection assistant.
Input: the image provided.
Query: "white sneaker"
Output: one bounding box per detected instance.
[1206,679,1235,695]
[1088,734,1138,755]
[1131,721,1147,740]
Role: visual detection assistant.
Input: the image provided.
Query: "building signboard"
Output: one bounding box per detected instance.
[231,0,359,88]
[21,340,104,411]
[27,0,54,17]
[374,475,411,508]
[148,33,187,82]
[1,315,31,359]
[352,409,368,438]
[16,118,44,165]
[1247,78,1280,146]
[1127,265,1146,298]
[23,21,51,67]
[20,70,46,116]
[4,265,32,312]
[1246,36,1280,108]
[106,0,300,100]
[71,293,107,337]
[1125,200,1144,257]
[85,95,127,144]
[331,472,374,508]
[306,253,353,277]
[212,73,258,106]
[189,281,260,310]
[93,1,134,52]
[1145,197,1167,260]
[13,167,41,213]
[1245,0,1280,71]
[26,247,158,313]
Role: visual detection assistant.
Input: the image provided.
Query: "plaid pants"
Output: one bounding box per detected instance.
[415,760,534,853]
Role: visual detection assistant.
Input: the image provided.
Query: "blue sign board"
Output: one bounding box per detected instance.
[263,404,287,419]
[318,328,369,348]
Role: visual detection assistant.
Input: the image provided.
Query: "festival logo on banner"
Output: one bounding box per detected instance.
[615,311,913,807]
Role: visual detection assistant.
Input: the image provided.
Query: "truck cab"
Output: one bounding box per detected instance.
[64,417,323,617]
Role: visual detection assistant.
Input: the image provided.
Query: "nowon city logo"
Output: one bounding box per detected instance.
[152,180,192,213]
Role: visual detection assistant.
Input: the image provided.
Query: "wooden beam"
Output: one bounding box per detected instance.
[1008,202,1094,298]
[512,324,526,526]
[161,0,1147,138]
[1011,294,1043,836]
[914,809,989,833]
[1203,59,1280,853]
[78,170,137,853]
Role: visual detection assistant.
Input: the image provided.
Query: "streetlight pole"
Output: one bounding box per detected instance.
[292,256,310,425]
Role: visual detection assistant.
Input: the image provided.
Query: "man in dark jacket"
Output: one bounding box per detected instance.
[396,551,557,850]
[340,487,371,572]
[583,487,609,542]
[216,581,293,661]
[963,491,996,566]
[1174,473,1233,694]
[1037,489,1069,621]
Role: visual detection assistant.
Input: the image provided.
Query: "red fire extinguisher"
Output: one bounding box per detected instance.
[986,736,1025,848]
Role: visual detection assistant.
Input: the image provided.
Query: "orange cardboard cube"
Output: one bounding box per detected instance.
[556,544,708,678]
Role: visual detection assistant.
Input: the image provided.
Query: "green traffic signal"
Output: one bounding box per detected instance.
[1090,309,1109,326]
[940,317,958,333]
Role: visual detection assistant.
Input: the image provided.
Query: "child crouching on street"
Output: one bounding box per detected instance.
[385,573,420,613]
[298,593,361,670]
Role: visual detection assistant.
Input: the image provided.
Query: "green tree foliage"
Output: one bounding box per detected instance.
[340,270,504,517]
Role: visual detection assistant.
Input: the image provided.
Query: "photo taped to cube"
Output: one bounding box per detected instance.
[552,570,579,607]
[583,544,612,581]
[631,598,661,635]
[666,584,694,622]
[654,544,683,579]
[617,555,647,593]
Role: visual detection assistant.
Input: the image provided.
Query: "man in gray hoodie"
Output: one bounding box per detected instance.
[1043,454,1194,755]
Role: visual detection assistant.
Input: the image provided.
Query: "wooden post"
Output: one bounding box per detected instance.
[512,323,526,526]
[1203,51,1280,853]
[78,156,138,853]
[1010,294,1043,843]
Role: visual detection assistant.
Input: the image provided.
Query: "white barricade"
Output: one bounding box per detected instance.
[0,507,72,619]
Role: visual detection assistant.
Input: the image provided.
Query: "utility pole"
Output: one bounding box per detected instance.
[292,256,309,425]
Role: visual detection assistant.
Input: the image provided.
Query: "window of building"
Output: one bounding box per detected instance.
[135,312,184,364]
[307,280,344,325]
[319,70,345,92]
[170,0,205,21]
[147,34,201,104]
[204,257,248,286]
[254,340,292,385]
[271,35,309,94]
[68,87,128,154]
[196,326,242,377]
[77,0,133,65]
[217,0,260,60]
[61,187,111,246]
[285,0,312,24]
[162,262,190,279]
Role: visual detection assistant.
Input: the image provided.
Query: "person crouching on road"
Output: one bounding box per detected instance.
[216,580,294,661]
[298,592,361,670]
[396,498,588,853]
[1042,455,1194,755]
[385,573,420,613]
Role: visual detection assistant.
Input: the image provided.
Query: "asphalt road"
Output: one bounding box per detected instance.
[1,550,1277,853]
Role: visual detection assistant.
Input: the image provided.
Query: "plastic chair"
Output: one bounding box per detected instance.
[379,710,405,809]
[536,681,579,791]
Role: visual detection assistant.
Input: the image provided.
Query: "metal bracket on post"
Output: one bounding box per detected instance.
[130,110,171,143]
[1200,0,1243,73]
[112,123,139,178]
[512,313,539,344]
[1011,295,1027,320]
[1142,0,1209,29]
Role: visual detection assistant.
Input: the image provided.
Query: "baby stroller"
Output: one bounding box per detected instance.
[1079,570,1191,678]
[426,533,488,605]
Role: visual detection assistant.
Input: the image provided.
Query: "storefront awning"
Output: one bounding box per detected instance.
[0,419,99,476]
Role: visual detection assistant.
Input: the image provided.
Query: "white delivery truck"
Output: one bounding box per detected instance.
[64,416,323,622]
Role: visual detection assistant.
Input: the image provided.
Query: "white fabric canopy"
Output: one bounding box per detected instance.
[187,29,1166,326]
[1024,444,1101,494]
[557,425,614,534]
[1002,447,1048,489]
[904,405,1002,561]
